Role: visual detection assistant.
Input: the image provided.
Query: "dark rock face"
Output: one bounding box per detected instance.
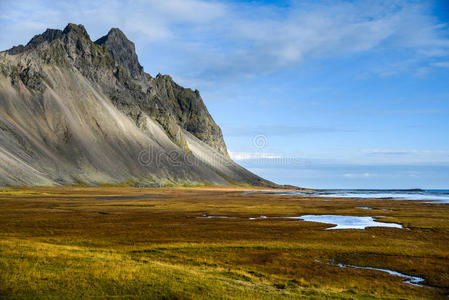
[0,23,270,186]
[62,23,90,38]
[25,29,63,50]
[95,28,143,79]
[92,27,228,157]
[6,24,89,55]
[149,74,229,156]
[7,29,62,55]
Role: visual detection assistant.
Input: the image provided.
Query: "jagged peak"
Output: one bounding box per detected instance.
[5,24,143,79]
[5,23,90,54]
[28,28,63,45]
[156,73,172,80]
[95,27,135,51]
[5,28,63,54]
[101,28,127,42]
[62,23,90,39]
[95,27,143,79]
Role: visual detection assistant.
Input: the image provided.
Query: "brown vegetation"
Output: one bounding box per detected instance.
[0,186,448,299]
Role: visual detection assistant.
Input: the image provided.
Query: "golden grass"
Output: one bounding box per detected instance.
[0,186,448,299]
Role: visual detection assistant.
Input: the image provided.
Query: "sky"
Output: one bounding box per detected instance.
[1,0,448,189]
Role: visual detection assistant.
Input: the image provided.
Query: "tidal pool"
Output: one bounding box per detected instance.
[291,215,402,230]
[333,263,425,287]
[199,214,403,230]
[197,214,237,219]
[248,216,268,220]
[356,207,392,211]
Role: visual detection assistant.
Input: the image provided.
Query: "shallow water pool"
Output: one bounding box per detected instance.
[291,215,402,230]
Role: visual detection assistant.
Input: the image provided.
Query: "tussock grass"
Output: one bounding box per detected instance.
[0,187,448,299]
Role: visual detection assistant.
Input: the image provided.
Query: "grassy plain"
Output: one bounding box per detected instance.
[0,186,448,299]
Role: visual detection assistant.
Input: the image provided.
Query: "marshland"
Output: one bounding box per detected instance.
[0,186,448,299]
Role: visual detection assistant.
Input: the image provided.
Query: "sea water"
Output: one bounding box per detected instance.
[244,189,449,203]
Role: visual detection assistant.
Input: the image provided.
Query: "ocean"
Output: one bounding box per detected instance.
[245,189,449,203]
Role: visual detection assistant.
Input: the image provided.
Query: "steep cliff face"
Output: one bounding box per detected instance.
[0,23,270,186]
[93,27,229,157]
[95,28,143,80]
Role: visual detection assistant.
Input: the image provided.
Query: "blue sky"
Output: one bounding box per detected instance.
[1,0,448,188]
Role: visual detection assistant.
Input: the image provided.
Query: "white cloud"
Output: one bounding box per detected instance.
[363,149,449,156]
[193,0,449,78]
[432,61,449,68]
[228,151,307,168]
[228,152,282,160]
[0,0,227,46]
[343,172,378,178]
[1,0,448,81]
[357,149,449,165]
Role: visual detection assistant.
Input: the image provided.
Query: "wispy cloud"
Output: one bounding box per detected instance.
[432,61,449,68]
[350,148,449,165]
[363,148,449,156]
[364,149,413,156]
[343,172,378,178]
[369,109,446,115]
[1,0,448,82]
[228,152,282,160]
[229,151,307,169]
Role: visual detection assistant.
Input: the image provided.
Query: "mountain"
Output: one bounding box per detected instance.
[0,23,273,187]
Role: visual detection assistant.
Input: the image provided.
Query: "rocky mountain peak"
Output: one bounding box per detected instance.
[62,23,90,39]
[28,28,63,47]
[5,23,90,55]
[95,28,143,79]
[1,24,230,158]
[6,28,63,54]
[0,24,270,187]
